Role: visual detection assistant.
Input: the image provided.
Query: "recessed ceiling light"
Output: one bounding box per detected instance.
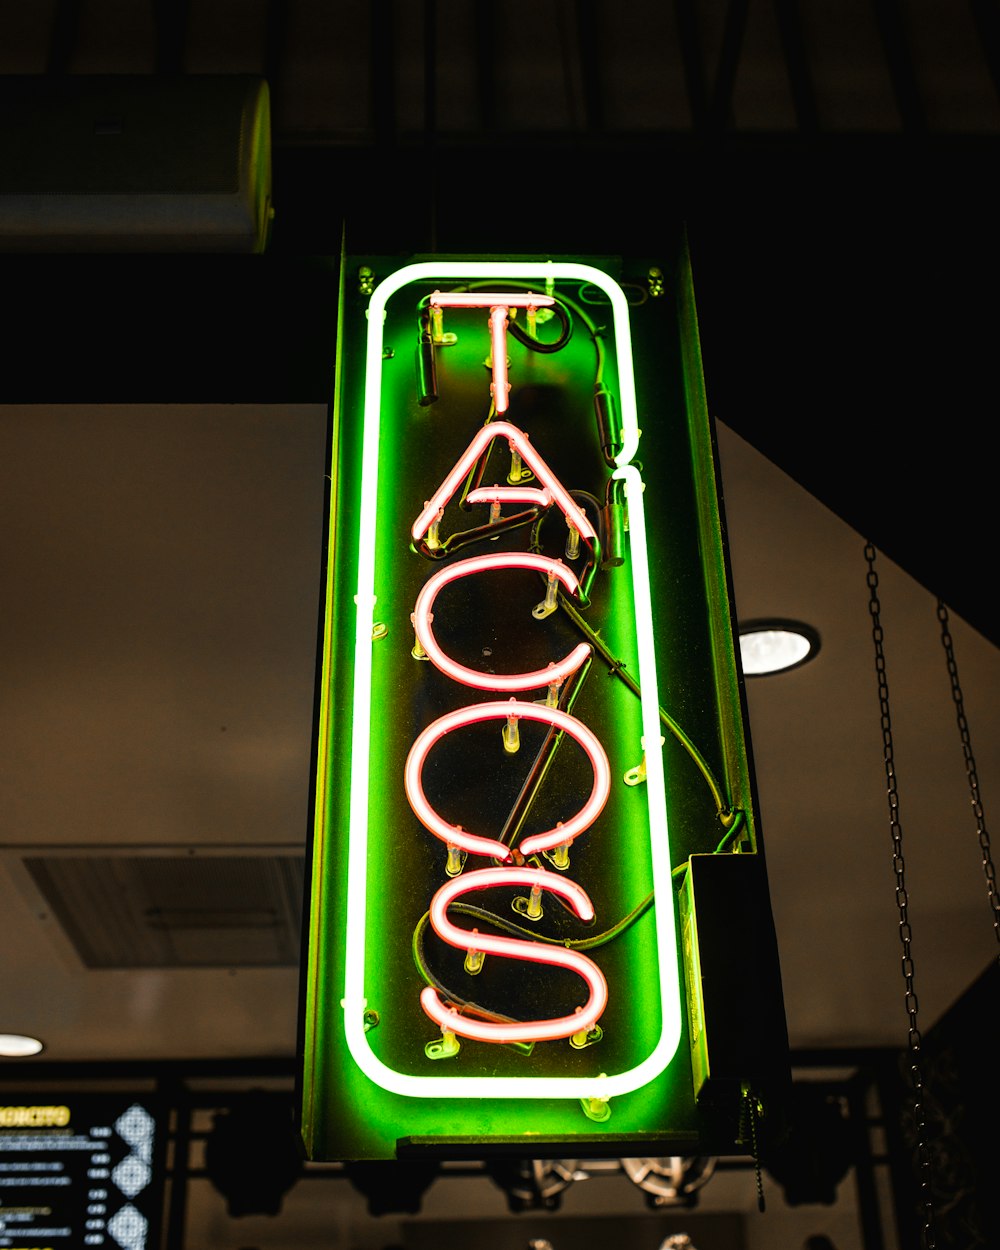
[0,1034,45,1057]
[738,620,820,676]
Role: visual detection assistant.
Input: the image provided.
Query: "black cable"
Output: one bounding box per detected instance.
[411,888,655,1025]
[554,589,737,826]
[453,280,605,382]
[495,657,595,857]
[507,300,572,353]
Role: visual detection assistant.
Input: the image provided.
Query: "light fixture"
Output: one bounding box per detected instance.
[338,262,681,1105]
[0,1034,44,1057]
[738,620,820,676]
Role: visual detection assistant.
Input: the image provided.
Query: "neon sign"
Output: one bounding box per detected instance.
[301,250,770,1160]
[341,259,679,1106]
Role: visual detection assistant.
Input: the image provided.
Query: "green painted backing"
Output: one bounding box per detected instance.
[300,247,763,1160]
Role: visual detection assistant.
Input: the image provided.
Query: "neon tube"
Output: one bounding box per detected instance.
[465,486,554,508]
[429,292,556,309]
[411,420,597,547]
[427,293,557,419]
[411,552,592,692]
[489,306,510,413]
[343,262,677,1101]
[404,700,610,859]
[420,866,608,1044]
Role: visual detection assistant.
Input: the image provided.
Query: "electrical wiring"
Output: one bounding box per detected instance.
[494,656,595,859]
[523,492,602,606]
[577,281,649,309]
[411,894,655,1029]
[432,280,610,398]
[465,282,621,466]
[411,399,544,561]
[506,299,572,353]
[411,909,524,1026]
[554,587,739,829]
[529,491,747,840]
[670,810,747,885]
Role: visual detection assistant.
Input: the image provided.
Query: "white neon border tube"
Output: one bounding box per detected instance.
[341,260,679,1100]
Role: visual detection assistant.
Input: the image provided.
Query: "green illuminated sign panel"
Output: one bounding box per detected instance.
[300,250,774,1160]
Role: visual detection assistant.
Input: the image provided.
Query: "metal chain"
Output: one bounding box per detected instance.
[864,543,936,1250]
[749,1090,765,1213]
[738,1083,765,1212]
[936,600,1000,951]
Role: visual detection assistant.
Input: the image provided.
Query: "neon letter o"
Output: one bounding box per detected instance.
[411,552,592,692]
[404,700,611,860]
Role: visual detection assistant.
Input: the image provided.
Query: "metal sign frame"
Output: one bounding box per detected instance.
[300,247,774,1161]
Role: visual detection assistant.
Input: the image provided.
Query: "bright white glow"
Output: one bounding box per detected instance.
[342,261,679,1101]
[411,552,592,692]
[404,700,611,859]
[421,866,608,1043]
[0,1034,44,1057]
[739,627,815,675]
[411,419,597,546]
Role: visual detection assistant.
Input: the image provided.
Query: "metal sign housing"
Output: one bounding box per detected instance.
[300,249,781,1160]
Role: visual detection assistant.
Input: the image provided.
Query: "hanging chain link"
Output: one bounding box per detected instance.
[864,543,937,1250]
[738,1083,766,1213]
[936,600,1000,951]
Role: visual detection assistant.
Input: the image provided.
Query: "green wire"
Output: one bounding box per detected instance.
[556,589,738,826]
[670,809,747,884]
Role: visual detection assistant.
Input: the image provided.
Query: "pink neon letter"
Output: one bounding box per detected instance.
[404,700,611,859]
[411,552,591,692]
[427,294,556,417]
[412,420,597,547]
[420,866,608,1044]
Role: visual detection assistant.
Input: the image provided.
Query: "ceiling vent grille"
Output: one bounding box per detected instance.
[23,855,305,969]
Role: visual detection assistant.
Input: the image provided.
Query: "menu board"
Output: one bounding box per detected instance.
[0,1095,164,1250]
